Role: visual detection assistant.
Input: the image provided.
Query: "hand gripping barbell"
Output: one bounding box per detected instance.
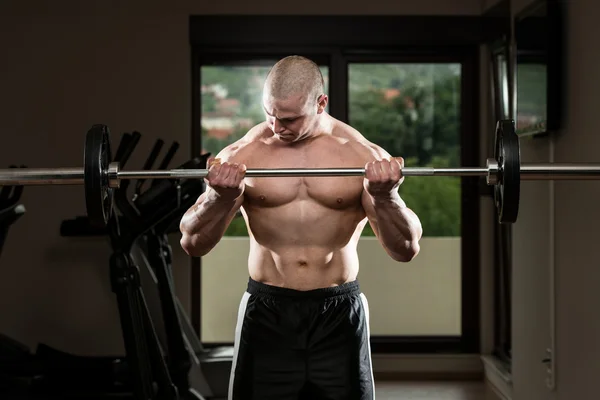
[1,120,600,229]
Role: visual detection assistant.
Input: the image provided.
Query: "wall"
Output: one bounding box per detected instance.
[0,7,195,356]
[0,0,484,357]
[511,138,554,400]
[553,0,600,398]
[512,2,554,395]
[480,0,600,399]
[481,0,556,398]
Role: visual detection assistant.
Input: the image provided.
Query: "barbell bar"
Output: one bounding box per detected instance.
[1,120,600,229]
[4,163,600,184]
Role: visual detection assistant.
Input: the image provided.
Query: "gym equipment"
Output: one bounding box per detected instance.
[101,134,206,400]
[0,132,228,399]
[130,213,231,399]
[0,166,25,259]
[0,171,28,395]
[2,118,600,226]
[61,130,227,400]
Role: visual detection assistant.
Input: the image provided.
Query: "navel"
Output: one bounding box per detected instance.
[298,260,308,267]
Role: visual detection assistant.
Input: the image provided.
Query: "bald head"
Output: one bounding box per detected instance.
[264,55,324,107]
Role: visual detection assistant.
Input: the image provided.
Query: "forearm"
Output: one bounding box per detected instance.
[179,191,240,256]
[372,193,422,261]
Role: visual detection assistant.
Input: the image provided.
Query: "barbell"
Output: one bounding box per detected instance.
[1,119,600,229]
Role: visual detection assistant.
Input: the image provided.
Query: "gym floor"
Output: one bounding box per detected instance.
[375,380,497,400]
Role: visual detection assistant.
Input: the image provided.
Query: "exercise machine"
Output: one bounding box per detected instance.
[60,130,231,399]
[130,208,232,399]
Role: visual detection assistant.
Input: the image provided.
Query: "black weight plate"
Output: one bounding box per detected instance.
[84,125,114,228]
[494,119,520,224]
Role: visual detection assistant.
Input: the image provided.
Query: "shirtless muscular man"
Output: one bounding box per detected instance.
[180,55,423,400]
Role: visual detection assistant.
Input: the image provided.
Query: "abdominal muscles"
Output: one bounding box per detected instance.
[242,178,367,289]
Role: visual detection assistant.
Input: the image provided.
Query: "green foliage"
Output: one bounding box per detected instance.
[202,66,268,118]
[397,157,461,237]
[202,65,329,121]
[202,126,248,158]
[349,64,462,237]
[224,214,249,236]
[360,157,461,237]
[348,64,461,166]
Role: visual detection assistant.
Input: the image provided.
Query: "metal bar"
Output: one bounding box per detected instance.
[3,163,600,187]
[0,166,492,185]
[118,168,362,179]
[117,167,490,180]
[403,167,488,177]
[0,168,84,185]
[520,164,600,180]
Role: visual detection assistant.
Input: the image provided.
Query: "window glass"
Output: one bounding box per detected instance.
[348,63,462,237]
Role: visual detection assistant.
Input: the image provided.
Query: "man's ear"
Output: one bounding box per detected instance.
[317,94,328,114]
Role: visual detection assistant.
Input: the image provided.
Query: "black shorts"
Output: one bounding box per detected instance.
[227,277,375,400]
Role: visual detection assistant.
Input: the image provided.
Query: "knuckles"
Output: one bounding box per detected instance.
[206,161,246,188]
[365,158,404,184]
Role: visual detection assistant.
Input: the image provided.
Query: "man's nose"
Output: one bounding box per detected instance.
[273,119,285,133]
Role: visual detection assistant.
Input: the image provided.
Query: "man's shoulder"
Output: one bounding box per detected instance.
[213,123,270,162]
[332,120,392,162]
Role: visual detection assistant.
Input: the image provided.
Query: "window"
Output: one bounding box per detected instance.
[344,63,463,337]
[190,15,482,353]
[348,63,462,237]
[516,63,547,135]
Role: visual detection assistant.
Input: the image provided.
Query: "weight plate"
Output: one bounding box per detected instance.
[84,125,114,228]
[494,119,520,224]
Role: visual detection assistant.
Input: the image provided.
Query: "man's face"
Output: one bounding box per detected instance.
[263,91,326,142]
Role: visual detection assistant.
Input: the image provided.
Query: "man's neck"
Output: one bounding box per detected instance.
[313,113,334,136]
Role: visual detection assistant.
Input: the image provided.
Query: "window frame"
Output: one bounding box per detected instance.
[189,15,496,354]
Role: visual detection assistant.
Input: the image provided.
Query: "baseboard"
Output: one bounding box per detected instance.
[372,354,483,380]
[481,355,513,400]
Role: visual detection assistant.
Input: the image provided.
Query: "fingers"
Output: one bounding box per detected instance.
[394,156,405,169]
[365,157,403,183]
[390,157,403,181]
[234,162,247,184]
[205,158,222,183]
[365,160,386,182]
[205,159,246,188]
[364,160,377,181]
[207,157,220,167]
